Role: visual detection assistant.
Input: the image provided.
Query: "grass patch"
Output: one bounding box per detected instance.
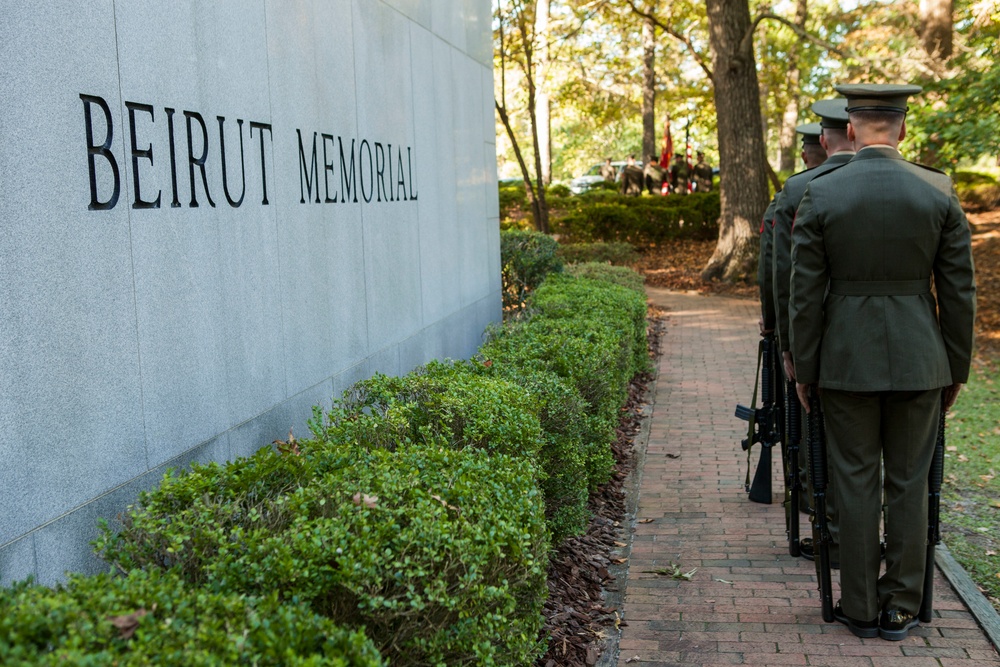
[941,362,1000,612]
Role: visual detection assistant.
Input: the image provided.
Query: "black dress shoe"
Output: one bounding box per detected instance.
[833,601,879,638]
[879,609,919,641]
[797,538,839,569]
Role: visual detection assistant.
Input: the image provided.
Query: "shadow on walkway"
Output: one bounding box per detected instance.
[614,288,1000,666]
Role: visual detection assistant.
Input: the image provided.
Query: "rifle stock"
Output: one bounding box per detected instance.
[919,403,946,623]
[807,392,834,623]
[736,335,781,504]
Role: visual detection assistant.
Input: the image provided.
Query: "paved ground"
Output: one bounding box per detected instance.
[615,288,1000,666]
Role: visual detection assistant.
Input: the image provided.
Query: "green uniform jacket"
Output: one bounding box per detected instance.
[772,152,855,353]
[789,146,976,391]
[758,196,779,330]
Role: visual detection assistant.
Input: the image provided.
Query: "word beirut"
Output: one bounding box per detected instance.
[81,94,418,211]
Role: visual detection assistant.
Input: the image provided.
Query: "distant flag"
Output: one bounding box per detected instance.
[660,115,673,168]
[685,118,694,192]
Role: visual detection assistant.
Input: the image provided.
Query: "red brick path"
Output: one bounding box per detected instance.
[615,288,1000,666]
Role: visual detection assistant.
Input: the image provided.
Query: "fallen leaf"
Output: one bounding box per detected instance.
[352,493,379,509]
[644,562,697,580]
[638,518,655,524]
[985,550,997,556]
[947,445,959,452]
[612,557,627,564]
[959,454,970,462]
[430,494,460,512]
[625,656,642,664]
[614,541,627,547]
[108,608,148,640]
[274,428,300,456]
[715,578,733,584]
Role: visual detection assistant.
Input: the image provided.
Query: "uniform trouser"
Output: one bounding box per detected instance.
[821,388,941,622]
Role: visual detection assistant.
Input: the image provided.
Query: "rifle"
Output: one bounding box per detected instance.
[807,391,834,623]
[783,379,802,557]
[919,403,946,623]
[735,333,781,504]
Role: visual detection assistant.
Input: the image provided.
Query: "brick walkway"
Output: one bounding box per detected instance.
[615,288,1000,666]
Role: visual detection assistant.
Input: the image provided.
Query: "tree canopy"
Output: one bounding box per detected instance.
[495,0,1000,183]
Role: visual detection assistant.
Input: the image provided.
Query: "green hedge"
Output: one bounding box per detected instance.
[557,241,638,266]
[552,192,720,244]
[0,569,383,666]
[100,446,547,666]
[483,272,648,490]
[17,244,647,667]
[499,229,563,314]
[562,262,646,299]
[954,170,1000,211]
[311,369,543,461]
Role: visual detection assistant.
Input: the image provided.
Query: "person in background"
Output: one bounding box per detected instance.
[772,105,856,564]
[643,155,665,195]
[620,154,643,196]
[599,157,616,182]
[692,151,714,192]
[789,83,976,641]
[669,153,690,194]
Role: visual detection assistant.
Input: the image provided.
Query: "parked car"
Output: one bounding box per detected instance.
[569,161,633,195]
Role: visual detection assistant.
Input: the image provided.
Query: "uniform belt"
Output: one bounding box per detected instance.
[828,279,931,296]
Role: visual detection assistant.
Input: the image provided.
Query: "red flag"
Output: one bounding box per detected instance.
[660,115,672,168]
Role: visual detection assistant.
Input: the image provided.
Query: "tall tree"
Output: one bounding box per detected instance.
[700,0,770,282]
[777,0,808,172]
[919,0,954,60]
[641,7,657,161]
[535,0,552,185]
[495,0,551,233]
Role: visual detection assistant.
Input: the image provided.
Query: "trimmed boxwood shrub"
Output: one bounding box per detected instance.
[557,241,638,266]
[479,364,591,543]
[101,446,548,667]
[564,262,646,294]
[552,191,719,244]
[499,229,563,314]
[96,446,310,581]
[310,361,594,545]
[954,170,1000,211]
[529,273,649,377]
[310,369,543,463]
[0,569,383,666]
[481,317,625,490]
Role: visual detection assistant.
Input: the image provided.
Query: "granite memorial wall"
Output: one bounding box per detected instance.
[0,0,499,584]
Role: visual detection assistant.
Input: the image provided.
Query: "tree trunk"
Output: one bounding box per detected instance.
[525,55,550,233]
[919,0,953,60]
[642,12,656,162]
[702,0,770,283]
[778,0,808,172]
[535,0,552,185]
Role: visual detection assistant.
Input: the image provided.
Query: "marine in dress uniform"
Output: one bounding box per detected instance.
[789,84,976,640]
[773,104,856,561]
[758,196,779,335]
[760,124,822,333]
[692,152,714,192]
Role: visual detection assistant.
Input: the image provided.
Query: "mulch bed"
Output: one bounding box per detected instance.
[536,308,666,667]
